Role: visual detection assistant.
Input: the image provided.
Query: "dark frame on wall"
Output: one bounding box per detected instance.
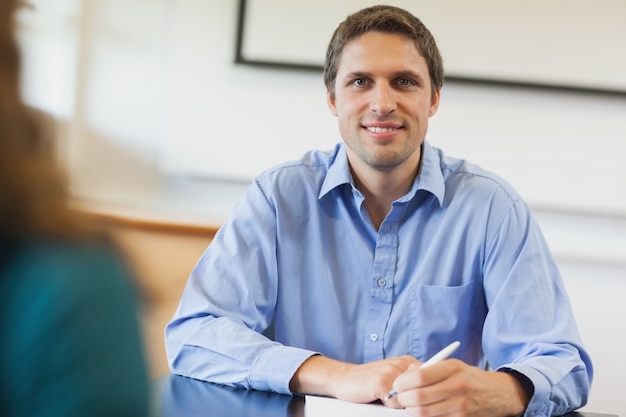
[234,0,322,73]
[234,0,626,97]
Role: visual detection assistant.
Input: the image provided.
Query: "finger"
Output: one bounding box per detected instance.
[392,364,428,394]
[398,358,461,392]
[382,392,405,409]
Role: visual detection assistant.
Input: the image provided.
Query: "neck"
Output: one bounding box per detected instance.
[350,157,420,231]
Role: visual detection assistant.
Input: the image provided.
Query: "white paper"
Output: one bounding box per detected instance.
[305,395,406,416]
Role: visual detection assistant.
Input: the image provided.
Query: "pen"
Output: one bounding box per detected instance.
[385,341,461,400]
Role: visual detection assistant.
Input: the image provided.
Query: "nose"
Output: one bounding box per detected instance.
[370,83,396,116]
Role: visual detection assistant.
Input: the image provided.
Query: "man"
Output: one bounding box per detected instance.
[166,5,592,416]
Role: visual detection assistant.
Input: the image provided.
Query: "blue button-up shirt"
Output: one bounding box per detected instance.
[166,141,592,416]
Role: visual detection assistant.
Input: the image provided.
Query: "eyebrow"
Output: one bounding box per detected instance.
[393,70,426,83]
[343,70,426,82]
[344,71,371,80]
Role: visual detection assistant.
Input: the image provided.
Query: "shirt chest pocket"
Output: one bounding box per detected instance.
[407,278,486,362]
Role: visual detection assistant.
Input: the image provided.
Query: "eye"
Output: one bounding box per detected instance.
[397,78,415,87]
[351,78,367,87]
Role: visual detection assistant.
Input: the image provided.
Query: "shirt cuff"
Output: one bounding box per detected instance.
[497,365,553,417]
[249,344,319,394]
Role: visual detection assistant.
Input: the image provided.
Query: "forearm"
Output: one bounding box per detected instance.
[493,371,531,417]
[289,355,347,396]
[289,354,418,403]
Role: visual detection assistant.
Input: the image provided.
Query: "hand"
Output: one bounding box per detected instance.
[387,360,530,417]
[289,354,418,404]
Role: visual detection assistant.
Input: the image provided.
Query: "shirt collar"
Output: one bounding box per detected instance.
[319,144,352,199]
[417,141,445,206]
[319,141,445,207]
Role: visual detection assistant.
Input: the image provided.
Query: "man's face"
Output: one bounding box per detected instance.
[327,31,440,174]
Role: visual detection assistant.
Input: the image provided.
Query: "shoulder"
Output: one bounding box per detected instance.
[6,240,131,285]
[1,241,137,315]
[251,147,339,200]
[433,146,522,206]
[257,148,335,182]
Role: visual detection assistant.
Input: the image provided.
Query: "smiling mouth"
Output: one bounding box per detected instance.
[365,126,400,133]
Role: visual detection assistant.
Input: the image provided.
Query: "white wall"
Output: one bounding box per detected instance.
[164,0,626,217]
[17,1,626,415]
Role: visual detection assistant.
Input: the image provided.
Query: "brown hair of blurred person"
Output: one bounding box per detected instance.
[0,0,91,243]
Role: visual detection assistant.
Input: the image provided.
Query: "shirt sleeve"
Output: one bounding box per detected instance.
[481,198,593,416]
[165,179,318,394]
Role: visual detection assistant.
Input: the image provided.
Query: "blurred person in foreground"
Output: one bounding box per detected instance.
[0,1,149,416]
[166,5,592,417]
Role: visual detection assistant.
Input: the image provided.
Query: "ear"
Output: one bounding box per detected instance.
[428,89,441,117]
[327,88,338,117]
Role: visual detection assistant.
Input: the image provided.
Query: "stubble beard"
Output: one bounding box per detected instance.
[351,136,416,172]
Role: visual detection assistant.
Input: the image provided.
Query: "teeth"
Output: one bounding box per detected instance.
[367,126,396,133]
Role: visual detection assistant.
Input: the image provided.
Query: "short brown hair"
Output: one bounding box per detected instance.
[324,5,444,99]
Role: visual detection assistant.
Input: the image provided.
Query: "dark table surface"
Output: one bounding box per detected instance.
[152,374,617,417]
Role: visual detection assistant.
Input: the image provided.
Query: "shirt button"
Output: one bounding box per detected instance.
[377,278,387,287]
[370,333,378,342]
